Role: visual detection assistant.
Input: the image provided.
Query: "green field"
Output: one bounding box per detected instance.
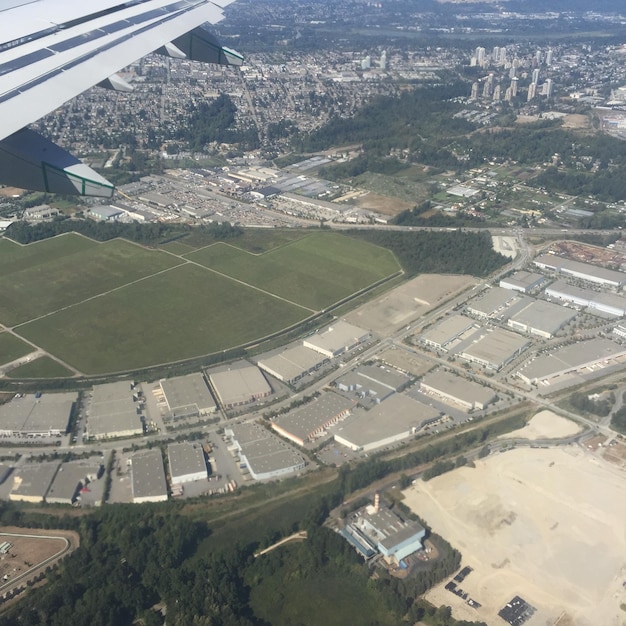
[2,231,400,375]
[186,232,399,310]
[0,332,33,365]
[6,356,74,379]
[17,264,311,374]
[0,235,181,325]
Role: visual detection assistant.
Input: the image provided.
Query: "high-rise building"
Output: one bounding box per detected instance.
[470,82,479,100]
[493,84,501,101]
[361,56,371,70]
[380,50,387,70]
[475,46,486,66]
[532,68,540,84]
[504,86,512,102]
[543,78,554,98]
[527,82,537,101]
[546,48,553,66]
[511,77,519,97]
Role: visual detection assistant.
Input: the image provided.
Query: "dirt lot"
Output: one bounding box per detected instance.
[0,527,79,597]
[403,446,626,626]
[498,410,582,441]
[345,274,476,336]
[352,191,413,216]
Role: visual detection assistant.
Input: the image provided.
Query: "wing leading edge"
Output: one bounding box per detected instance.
[0,0,242,197]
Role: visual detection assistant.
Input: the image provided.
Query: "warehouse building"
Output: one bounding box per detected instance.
[226,423,306,481]
[545,281,626,317]
[466,287,519,319]
[9,462,60,503]
[257,345,329,384]
[0,392,76,439]
[333,394,440,453]
[167,442,208,485]
[334,370,396,405]
[303,321,370,358]
[159,373,217,419]
[500,271,546,293]
[344,500,426,564]
[420,315,476,351]
[208,362,272,409]
[131,449,168,504]
[507,300,576,338]
[613,324,626,340]
[516,338,626,385]
[87,381,143,440]
[534,254,626,288]
[46,460,102,505]
[271,392,355,446]
[420,370,496,411]
[459,328,529,371]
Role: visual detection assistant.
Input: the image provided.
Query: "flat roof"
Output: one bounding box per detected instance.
[517,338,626,382]
[167,442,207,480]
[257,345,327,381]
[421,370,496,405]
[356,364,411,391]
[160,373,216,415]
[0,392,76,434]
[334,394,440,449]
[229,423,306,476]
[358,507,425,551]
[461,328,529,368]
[421,315,476,347]
[273,392,354,442]
[11,462,59,500]
[547,280,626,313]
[131,450,168,501]
[535,254,626,285]
[88,381,142,437]
[304,320,369,354]
[467,287,518,317]
[500,270,545,290]
[509,300,576,334]
[47,461,101,503]
[209,361,272,407]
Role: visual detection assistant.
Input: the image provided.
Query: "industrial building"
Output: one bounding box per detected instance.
[9,462,60,503]
[534,254,626,288]
[226,423,306,481]
[159,373,217,419]
[613,324,626,340]
[459,328,529,371]
[420,315,476,351]
[420,370,496,411]
[87,381,143,440]
[131,449,168,504]
[167,442,208,485]
[500,271,546,293]
[208,362,272,409]
[46,460,102,505]
[0,392,76,439]
[257,345,329,384]
[343,499,426,563]
[545,280,626,317]
[507,300,576,338]
[303,320,370,358]
[466,287,519,319]
[516,338,626,385]
[271,392,355,446]
[333,394,440,453]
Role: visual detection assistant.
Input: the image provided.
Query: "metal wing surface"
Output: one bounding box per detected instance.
[0,0,242,197]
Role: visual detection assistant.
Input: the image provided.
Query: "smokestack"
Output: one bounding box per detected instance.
[374,493,380,512]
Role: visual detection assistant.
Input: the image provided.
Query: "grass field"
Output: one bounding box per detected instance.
[2,231,399,375]
[0,235,181,326]
[0,332,33,365]
[6,356,74,378]
[17,264,311,374]
[185,232,399,310]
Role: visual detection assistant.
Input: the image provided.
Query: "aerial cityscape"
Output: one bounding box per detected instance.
[0,0,625,625]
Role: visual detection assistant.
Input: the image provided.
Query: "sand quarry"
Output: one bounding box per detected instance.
[498,410,583,441]
[403,444,626,626]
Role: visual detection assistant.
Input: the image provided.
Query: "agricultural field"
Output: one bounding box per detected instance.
[185,232,400,311]
[0,235,181,325]
[0,333,32,366]
[2,231,398,375]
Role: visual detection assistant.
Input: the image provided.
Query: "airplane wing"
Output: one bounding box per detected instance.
[0,0,243,198]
